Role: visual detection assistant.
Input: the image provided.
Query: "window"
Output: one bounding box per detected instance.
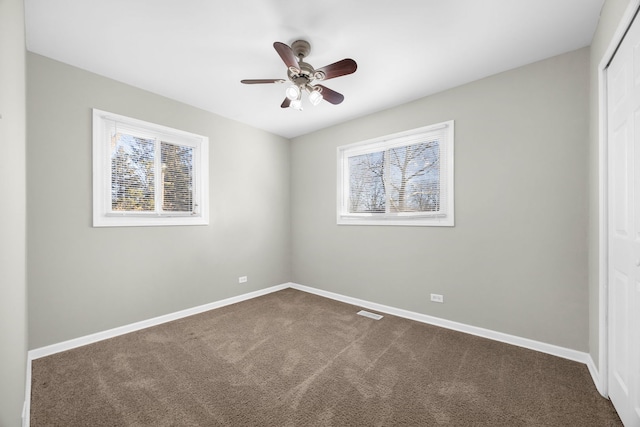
[93,109,209,227]
[337,120,454,226]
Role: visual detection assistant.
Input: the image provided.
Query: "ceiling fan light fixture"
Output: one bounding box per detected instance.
[308,89,323,106]
[290,98,303,111]
[241,40,357,110]
[285,85,301,100]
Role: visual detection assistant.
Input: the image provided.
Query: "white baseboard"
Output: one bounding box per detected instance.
[22,397,28,427]
[25,281,604,426]
[28,283,288,361]
[290,283,593,367]
[586,354,607,397]
[24,283,290,427]
[23,357,31,427]
[28,282,596,366]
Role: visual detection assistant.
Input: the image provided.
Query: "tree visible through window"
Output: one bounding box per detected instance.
[348,141,440,214]
[110,135,194,213]
[111,134,156,211]
[338,121,454,226]
[161,142,193,212]
[93,109,209,227]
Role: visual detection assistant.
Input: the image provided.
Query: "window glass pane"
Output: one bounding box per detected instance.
[348,151,385,213]
[337,120,453,226]
[387,141,440,213]
[111,133,155,211]
[94,109,209,227]
[161,142,193,212]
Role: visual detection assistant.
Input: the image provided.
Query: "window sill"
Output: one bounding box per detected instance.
[93,214,209,227]
[337,215,454,227]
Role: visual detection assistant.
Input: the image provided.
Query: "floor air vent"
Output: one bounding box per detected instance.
[357,310,383,320]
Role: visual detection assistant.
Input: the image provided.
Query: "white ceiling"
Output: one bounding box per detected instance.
[24,0,604,139]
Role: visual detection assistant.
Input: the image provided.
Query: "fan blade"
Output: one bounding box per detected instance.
[316,84,344,105]
[315,59,357,81]
[281,98,291,108]
[241,79,286,84]
[274,42,299,71]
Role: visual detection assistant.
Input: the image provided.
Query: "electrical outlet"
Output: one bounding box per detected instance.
[430,293,444,303]
[238,276,247,284]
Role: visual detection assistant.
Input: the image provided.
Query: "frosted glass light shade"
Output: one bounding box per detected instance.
[285,85,301,100]
[308,90,323,106]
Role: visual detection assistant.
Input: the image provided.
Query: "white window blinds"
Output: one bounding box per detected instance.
[111,133,156,212]
[160,142,194,213]
[93,109,209,227]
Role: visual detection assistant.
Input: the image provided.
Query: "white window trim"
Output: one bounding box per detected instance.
[337,120,454,227]
[92,109,209,227]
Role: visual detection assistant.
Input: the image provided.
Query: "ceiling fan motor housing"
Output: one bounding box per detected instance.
[291,40,311,59]
[289,60,318,86]
[288,41,322,87]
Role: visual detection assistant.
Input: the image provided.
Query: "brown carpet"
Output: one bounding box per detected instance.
[31,288,622,426]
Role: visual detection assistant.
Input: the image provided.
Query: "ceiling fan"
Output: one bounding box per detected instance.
[241,40,357,110]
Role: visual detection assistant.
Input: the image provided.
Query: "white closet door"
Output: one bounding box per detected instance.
[607,11,640,427]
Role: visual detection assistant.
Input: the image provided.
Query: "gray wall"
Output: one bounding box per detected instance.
[27,53,291,349]
[588,0,634,370]
[25,2,621,368]
[0,0,27,425]
[16,3,635,419]
[291,48,590,351]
